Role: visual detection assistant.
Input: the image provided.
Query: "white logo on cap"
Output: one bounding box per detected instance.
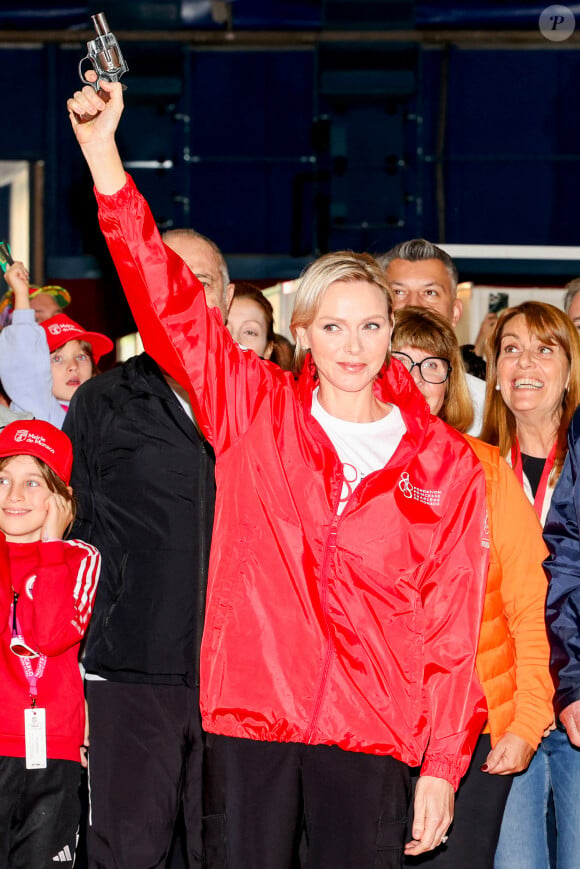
[12,430,55,454]
[48,323,77,336]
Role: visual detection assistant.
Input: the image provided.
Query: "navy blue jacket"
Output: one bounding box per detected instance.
[545,405,580,717]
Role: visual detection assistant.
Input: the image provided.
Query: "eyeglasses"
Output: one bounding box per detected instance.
[392,351,452,384]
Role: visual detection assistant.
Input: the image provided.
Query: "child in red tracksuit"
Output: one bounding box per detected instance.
[0,420,100,868]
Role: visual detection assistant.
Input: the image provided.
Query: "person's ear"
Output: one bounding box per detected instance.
[295,327,309,351]
[451,298,463,328]
[224,282,235,311]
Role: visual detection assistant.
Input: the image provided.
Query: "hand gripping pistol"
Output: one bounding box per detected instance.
[76,12,128,121]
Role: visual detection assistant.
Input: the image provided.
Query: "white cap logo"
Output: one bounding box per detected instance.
[48,323,77,336]
[11,430,55,453]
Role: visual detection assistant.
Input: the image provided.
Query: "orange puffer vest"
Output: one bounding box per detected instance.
[466,436,554,749]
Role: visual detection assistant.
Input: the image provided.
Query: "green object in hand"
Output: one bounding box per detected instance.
[0,242,13,272]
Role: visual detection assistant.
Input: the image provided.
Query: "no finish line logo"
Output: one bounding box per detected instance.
[539,5,576,41]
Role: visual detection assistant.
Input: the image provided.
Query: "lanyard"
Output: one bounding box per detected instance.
[10,592,47,707]
[20,655,47,706]
[510,439,557,521]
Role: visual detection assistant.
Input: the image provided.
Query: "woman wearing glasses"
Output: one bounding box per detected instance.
[392,307,554,869]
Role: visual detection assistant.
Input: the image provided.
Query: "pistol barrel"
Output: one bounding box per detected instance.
[92,12,110,37]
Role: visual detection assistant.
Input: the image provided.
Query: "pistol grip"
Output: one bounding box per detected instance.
[74,87,110,124]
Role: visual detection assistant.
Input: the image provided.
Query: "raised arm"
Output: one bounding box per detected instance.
[67,79,282,450]
[66,78,126,195]
[0,262,66,426]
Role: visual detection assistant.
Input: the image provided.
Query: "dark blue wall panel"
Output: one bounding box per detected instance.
[442,48,580,243]
[1,33,580,279]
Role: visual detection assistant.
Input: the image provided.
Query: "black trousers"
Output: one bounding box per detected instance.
[404,734,513,869]
[0,756,81,869]
[203,734,411,869]
[86,680,204,869]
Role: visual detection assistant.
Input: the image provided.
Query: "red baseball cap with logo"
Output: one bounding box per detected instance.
[41,314,114,364]
[0,420,73,484]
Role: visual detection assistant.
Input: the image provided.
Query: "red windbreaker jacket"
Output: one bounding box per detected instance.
[97,176,489,789]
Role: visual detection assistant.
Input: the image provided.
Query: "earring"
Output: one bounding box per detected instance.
[495,383,501,391]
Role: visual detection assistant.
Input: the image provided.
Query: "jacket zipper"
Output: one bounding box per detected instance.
[305,512,340,744]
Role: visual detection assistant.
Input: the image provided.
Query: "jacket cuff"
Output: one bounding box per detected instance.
[94,172,134,207]
[555,685,580,719]
[504,721,547,752]
[420,757,462,792]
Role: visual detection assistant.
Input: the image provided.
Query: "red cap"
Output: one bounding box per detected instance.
[0,420,73,484]
[41,314,114,364]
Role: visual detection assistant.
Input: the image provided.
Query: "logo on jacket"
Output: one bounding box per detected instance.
[398,472,442,506]
[482,510,490,549]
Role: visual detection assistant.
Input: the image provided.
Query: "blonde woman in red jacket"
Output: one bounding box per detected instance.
[67,79,490,869]
[392,308,554,868]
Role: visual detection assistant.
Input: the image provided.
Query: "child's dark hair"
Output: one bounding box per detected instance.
[0,455,77,530]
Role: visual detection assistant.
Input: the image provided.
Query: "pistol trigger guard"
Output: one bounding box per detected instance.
[78,56,100,91]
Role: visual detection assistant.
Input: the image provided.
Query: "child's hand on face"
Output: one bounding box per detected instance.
[4,261,31,308]
[40,490,74,542]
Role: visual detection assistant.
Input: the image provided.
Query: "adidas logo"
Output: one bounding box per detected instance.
[52,844,72,862]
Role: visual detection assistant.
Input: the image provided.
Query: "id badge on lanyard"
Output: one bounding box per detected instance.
[24,707,47,769]
[10,591,48,769]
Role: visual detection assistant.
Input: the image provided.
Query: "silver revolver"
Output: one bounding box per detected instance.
[76,12,128,121]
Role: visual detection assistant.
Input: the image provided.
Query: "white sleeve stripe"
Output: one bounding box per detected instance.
[66,539,101,624]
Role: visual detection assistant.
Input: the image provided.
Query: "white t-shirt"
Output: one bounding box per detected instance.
[466,373,485,437]
[311,389,407,514]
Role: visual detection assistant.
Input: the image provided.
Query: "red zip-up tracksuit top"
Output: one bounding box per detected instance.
[0,537,100,762]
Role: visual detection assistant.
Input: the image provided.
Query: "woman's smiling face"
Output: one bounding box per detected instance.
[496,314,570,425]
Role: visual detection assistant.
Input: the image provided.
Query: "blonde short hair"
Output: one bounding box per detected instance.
[290,251,392,372]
